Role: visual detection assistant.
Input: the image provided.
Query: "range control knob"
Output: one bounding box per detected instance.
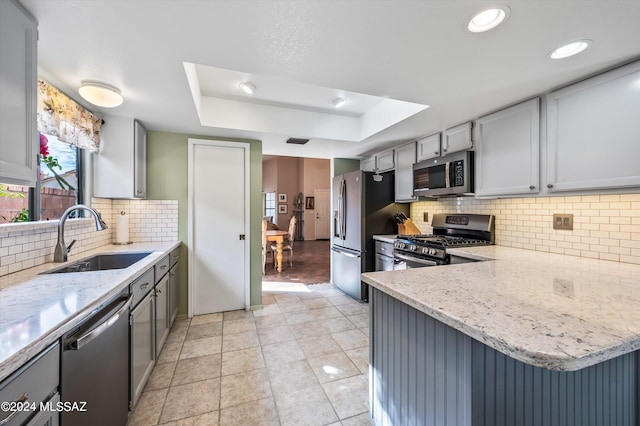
[429,248,437,256]
[409,244,417,251]
[396,242,405,249]
[421,247,429,254]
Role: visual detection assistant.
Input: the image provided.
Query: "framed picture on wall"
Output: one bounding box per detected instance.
[278,193,287,202]
[305,196,315,209]
[278,204,287,214]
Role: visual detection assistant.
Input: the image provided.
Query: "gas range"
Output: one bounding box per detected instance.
[393,214,495,267]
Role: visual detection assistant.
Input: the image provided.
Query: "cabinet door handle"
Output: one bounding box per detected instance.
[0,393,28,425]
[140,282,150,290]
[434,151,439,155]
[159,265,167,270]
[547,184,554,188]
[529,185,536,190]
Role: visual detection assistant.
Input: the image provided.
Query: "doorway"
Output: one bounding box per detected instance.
[188,139,250,316]
[314,188,330,239]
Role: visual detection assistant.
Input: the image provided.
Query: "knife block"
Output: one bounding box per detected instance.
[398,219,422,235]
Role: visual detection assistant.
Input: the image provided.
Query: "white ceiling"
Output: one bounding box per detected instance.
[21,0,640,160]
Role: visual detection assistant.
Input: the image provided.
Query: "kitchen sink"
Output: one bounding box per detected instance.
[42,252,153,274]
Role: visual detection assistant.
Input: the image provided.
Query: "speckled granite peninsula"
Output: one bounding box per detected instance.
[362,245,640,426]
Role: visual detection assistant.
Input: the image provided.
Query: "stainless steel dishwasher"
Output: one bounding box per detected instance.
[60,287,132,426]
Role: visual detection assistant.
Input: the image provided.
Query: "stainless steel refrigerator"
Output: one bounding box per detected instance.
[331,170,409,301]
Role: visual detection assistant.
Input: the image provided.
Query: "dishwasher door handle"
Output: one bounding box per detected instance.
[68,295,133,351]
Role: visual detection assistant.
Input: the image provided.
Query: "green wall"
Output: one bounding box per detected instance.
[333,158,360,176]
[146,131,264,316]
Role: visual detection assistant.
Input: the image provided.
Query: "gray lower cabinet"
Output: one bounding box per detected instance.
[154,274,170,358]
[370,288,638,426]
[168,248,180,327]
[0,343,60,426]
[130,289,155,409]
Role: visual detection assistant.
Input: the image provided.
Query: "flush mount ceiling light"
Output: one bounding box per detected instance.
[239,82,256,94]
[467,7,510,32]
[332,97,347,108]
[549,40,592,59]
[78,80,123,108]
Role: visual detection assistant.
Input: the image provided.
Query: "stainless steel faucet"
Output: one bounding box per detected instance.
[54,204,108,263]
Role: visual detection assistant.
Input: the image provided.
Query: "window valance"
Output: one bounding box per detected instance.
[37,79,102,152]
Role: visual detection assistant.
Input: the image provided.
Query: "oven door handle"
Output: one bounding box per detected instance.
[67,295,133,351]
[394,253,439,267]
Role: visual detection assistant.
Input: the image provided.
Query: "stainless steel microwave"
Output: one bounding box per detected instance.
[413,150,474,197]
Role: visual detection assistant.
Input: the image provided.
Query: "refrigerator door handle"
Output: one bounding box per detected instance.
[331,247,361,258]
[341,179,347,239]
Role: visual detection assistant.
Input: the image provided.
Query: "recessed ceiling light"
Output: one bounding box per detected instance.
[549,40,592,59]
[239,82,256,94]
[467,7,510,33]
[78,80,123,108]
[332,97,347,108]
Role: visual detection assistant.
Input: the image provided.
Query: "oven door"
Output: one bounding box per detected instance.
[393,252,440,270]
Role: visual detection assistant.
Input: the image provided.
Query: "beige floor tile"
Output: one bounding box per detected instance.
[251,303,282,317]
[223,309,254,321]
[289,321,330,339]
[322,316,357,333]
[277,299,310,313]
[165,326,188,345]
[332,329,369,351]
[190,313,223,325]
[283,310,317,325]
[261,295,277,305]
[223,318,257,334]
[347,313,369,328]
[144,361,176,391]
[159,411,219,426]
[298,334,342,358]
[273,294,301,303]
[171,354,222,386]
[320,288,349,298]
[308,351,361,383]
[220,368,272,408]
[323,375,369,420]
[159,378,220,423]
[326,294,357,305]
[341,412,373,425]
[336,302,369,316]
[221,346,265,376]
[219,397,280,426]
[185,322,223,341]
[157,342,182,364]
[128,388,168,426]
[257,324,296,345]
[262,339,305,366]
[179,336,222,360]
[268,359,319,395]
[274,384,339,426]
[302,297,333,309]
[222,330,260,352]
[254,313,288,329]
[311,305,344,320]
[345,346,369,374]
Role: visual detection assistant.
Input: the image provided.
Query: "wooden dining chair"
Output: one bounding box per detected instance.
[261,219,269,275]
[272,216,296,268]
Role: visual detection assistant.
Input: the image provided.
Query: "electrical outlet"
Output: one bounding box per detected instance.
[423,212,429,222]
[553,214,573,230]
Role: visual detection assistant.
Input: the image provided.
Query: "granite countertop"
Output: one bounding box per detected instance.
[361,245,640,371]
[0,241,180,382]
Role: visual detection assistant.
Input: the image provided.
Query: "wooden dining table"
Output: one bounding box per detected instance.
[265,229,289,272]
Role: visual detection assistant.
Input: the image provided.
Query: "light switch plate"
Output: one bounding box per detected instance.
[553,214,573,230]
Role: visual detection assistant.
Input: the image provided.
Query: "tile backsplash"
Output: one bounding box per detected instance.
[0,198,178,277]
[411,194,640,265]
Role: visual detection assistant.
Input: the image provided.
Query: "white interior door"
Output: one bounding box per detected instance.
[188,139,249,315]
[315,189,331,239]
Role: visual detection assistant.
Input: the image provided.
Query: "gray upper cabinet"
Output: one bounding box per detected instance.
[442,122,473,155]
[546,61,640,193]
[0,0,38,186]
[361,156,376,172]
[416,133,441,162]
[394,141,417,202]
[94,116,147,198]
[475,98,540,197]
[376,148,395,172]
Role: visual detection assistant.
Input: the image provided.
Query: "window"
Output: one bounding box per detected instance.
[0,133,81,223]
[0,79,99,224]
[263,191,276,220]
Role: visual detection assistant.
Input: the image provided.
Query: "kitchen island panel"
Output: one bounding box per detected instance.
[370,287,638,426]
